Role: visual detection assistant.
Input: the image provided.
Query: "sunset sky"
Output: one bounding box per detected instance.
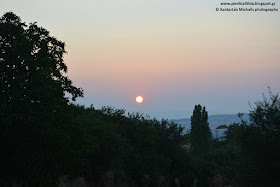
[2,0,280,119]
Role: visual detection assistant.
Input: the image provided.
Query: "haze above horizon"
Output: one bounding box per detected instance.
[1,0,280,119]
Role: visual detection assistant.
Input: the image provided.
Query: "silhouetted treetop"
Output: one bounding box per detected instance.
[0,12,83,122]
[190,105,211,155]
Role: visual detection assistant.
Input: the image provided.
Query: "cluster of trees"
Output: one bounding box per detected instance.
[221,90,280,186]
[187,90,280,186]
[75,106,194,186]
[1,12,280,186]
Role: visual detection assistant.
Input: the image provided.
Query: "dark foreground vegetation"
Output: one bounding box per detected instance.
[1,12,280,186]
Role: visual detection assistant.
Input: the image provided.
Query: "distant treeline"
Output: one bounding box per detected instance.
[1,12,280,186]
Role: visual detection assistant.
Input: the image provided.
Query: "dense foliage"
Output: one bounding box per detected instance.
[195,89,280,186]
[190,105,212,155]
[1,12,279,186]
[75,106,193,186]
[0,12,89,185]
[235,89,280,185]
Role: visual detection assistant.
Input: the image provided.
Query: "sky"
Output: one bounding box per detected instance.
[1,0,280,119]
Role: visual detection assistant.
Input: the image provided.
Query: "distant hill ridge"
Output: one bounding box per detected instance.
[170,114,250,133]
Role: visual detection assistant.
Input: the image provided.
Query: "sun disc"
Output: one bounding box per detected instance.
[136,96,143,103]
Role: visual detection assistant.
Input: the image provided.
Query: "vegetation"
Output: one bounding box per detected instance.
[1,12,280,186]
[0,12,90,185]
[190,105,212,155]
[234,89,280,186]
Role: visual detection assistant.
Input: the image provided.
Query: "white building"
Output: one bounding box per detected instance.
[215,125,228,141]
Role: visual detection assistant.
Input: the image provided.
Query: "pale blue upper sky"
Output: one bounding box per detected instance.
[1,0,280,119]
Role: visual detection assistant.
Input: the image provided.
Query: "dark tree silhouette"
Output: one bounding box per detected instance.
[0,12,83,128]
[237,89,280,185]
[190,105,211,155]
[0,12,90,185]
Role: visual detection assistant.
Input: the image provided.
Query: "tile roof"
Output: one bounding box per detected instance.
[216,125,228,129]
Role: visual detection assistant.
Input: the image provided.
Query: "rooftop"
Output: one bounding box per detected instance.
[216,125,228,129]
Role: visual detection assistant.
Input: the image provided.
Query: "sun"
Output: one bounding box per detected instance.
[136,96,143,103]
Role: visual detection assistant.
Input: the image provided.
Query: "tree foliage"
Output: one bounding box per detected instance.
[74,106,191,186]
[207,89,280,186]
[236,89,280,185]
[0,12,90,185]
[0,12,83,128]
[190,105,212,155]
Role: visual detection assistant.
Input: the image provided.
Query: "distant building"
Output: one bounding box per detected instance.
[215,125,228,141]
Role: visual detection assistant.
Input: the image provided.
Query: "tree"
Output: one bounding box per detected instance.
[0,12,83,128]
[236,89,280,185]
[190,105,211,155]
[0,12,90,185]
[249,88,280,132]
